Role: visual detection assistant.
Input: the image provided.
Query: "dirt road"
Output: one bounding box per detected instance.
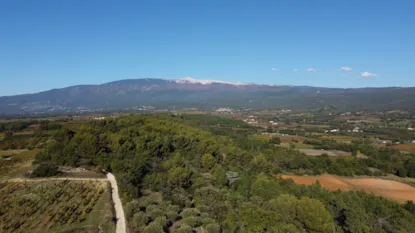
[107,172,126,233]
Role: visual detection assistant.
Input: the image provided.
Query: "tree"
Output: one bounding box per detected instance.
[397,168,408,177]
[30,163,58,177]
[269,136,281,145]
[202,154,216,169]
[205,223,221,233]
[296,197,335,233]
[213,165,228,186]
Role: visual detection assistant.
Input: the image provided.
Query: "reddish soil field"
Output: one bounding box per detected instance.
[388,144,415,153]
[279,174,415,203]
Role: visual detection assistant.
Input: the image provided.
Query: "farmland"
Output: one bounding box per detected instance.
[388,143,415,153]
[281,174,415,203]
[0,149,40,179]
[0,179,115,233]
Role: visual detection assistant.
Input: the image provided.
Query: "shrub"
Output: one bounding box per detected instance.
[206,223,221,233]
[30,163,58,177]
[154,216,168,228]
[143,222,164,233]
[182,216,200,227]
[125,200,140,218]
[181,208,199,218]
[176,224,193,233]
[132,211,149,230]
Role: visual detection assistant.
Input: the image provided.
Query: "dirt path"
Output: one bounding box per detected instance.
[107,172,127,233]
[279,174,415,203]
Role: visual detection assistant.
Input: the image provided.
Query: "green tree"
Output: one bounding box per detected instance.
[202,154,216,169]
[296,197,335,233]
[397,167,408,177]
[269,136,281,145]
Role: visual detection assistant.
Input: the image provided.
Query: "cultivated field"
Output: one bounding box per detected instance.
[388,143,415,153]
[0,179,115,233]
[280,174,415,203]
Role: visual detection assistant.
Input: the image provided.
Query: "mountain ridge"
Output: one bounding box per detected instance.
[1,78,415,115]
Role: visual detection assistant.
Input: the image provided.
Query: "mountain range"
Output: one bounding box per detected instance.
[1,78,414,115]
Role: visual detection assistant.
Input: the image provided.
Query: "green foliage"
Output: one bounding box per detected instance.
[132,211,150,231]
[30,163,58,177]
[176,224,193,233]
[269,136,281,145]
[202,154,216,169]
[205,222,221,233]
[143,221,164,233]
[34,115,415,233]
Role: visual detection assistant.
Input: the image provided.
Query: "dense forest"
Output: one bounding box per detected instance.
[35,115,415,233]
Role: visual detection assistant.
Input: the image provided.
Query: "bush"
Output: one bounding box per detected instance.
[143,222,164,233]
[182,216,200,227]
[125,200,140,218]
[176,224,193,233]
[154,216,168,228]
[30,163,58,178]
[132,212,149,231]
[147,207,165,220]
[181,208,199,218]
[206,223,221,233]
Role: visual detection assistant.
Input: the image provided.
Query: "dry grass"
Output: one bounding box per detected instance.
[0,149,28,157]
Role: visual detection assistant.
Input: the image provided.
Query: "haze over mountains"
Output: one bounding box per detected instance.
[0,78,414,115]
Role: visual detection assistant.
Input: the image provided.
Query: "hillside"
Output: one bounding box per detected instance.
[1,78,415,114]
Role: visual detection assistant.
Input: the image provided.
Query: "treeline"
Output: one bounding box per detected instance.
[304,139,415,177]
[35,115,415,233]
[0,120,62,132]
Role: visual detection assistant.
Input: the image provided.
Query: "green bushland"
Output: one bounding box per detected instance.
[35,114,415,233]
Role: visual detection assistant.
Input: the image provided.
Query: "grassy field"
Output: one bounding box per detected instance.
[321,135,359,142]
[0,149,40,179]
[388,143,415,153]
[279,135,307,143]
[0,180,115,233]
[280,142,314,149]
[0,149,28,158]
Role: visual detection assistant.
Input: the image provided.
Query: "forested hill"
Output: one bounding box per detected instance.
[35,114,415,233]
[1,78,415,114]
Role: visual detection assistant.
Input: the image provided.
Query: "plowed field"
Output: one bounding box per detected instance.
[280,174,415,203]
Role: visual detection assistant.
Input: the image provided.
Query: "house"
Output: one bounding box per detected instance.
[352,127,362,133]
[408,128,414,131]
[329,129,339,133]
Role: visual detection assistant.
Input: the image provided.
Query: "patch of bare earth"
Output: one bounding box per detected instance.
[298,149,350,157]
[279,174,415,203]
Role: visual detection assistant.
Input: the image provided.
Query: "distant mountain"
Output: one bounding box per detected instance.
[1,78,414,114]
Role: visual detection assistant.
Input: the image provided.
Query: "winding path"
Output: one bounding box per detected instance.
[107,172,127,233]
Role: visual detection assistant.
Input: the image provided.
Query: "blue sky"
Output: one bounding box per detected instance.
[1,0,414,96]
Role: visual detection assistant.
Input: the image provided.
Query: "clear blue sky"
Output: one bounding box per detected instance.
[1,0,414,96]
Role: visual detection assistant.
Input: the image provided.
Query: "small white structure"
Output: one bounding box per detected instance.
[408,128,414,131]
[330,129,339,133]
[215,108,233,113]
[92,116,106,120]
